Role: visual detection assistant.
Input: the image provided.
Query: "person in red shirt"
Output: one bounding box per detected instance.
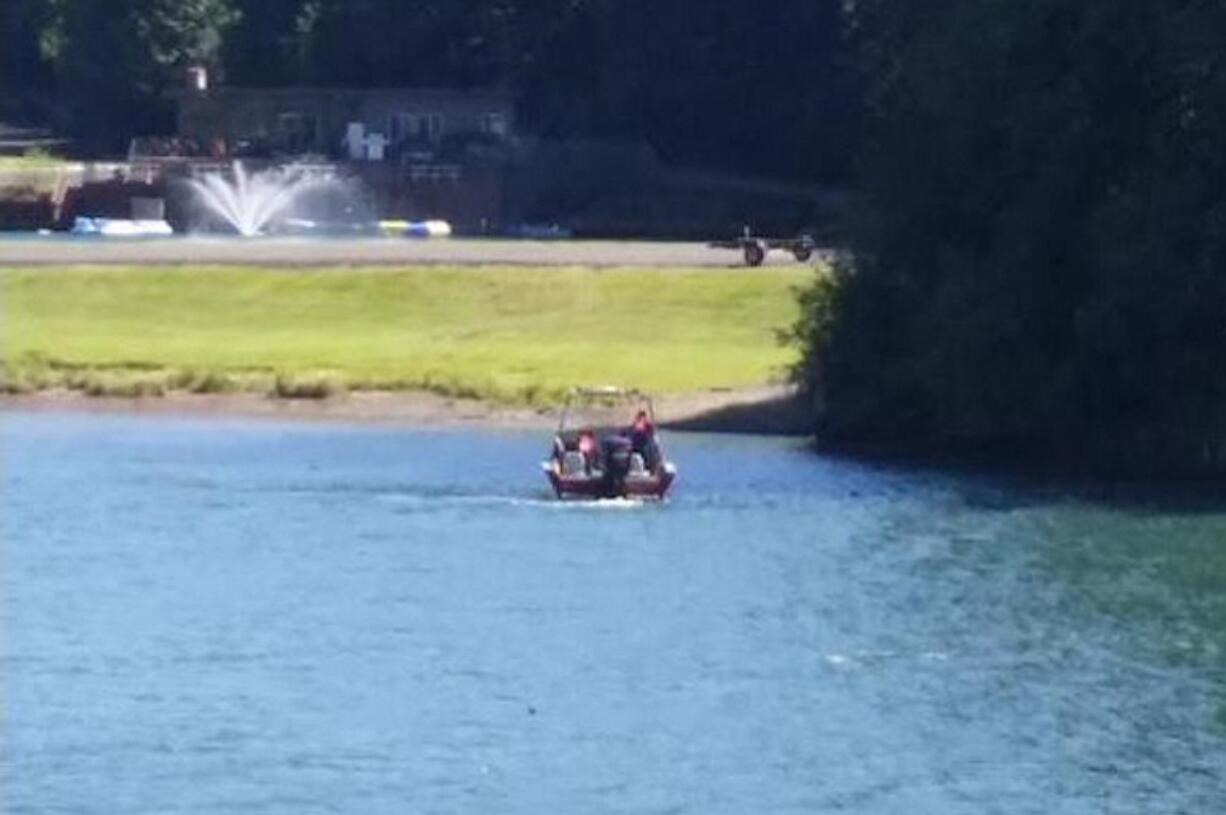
[577,428,598,475]
[629,410,658,471]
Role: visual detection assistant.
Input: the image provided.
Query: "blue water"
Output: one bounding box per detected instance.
[3,412,1224,813]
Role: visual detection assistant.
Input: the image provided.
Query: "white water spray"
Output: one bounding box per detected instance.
[187,162,330,237]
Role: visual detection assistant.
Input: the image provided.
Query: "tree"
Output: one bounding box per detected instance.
[39,0,238,151]
[796,0,1226,473]
[1,0,57,119]
[9,0,859,180]
[521,0,857,181]
[221,0,857,182]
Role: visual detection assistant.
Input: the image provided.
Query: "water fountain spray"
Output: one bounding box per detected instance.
[187,162,330,237]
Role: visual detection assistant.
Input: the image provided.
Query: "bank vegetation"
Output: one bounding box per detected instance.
[793,1,1226,476]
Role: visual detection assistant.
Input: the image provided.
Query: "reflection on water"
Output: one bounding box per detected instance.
[3,413,1224,814]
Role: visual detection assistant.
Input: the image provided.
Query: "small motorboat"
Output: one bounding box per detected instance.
[542,387,677,500]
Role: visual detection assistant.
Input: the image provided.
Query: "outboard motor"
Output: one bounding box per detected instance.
[600,435,633,496]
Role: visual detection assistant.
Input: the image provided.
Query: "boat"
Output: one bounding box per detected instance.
[542,387,677,500]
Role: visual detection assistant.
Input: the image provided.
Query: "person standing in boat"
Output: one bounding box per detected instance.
[628,410,659,471]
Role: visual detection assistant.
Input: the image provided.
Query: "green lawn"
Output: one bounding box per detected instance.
[0,154,75,171]
[0,265,814,402]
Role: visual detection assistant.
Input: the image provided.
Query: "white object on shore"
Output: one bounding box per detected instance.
[71,217,175,237]
[344,122,366,160]
[378,219,452,238]
[365,132,387,161]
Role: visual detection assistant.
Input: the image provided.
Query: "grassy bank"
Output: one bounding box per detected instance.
[0,265,813,403]
[0,156,71,171]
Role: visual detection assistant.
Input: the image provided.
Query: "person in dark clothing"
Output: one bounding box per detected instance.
[628,410,659,471]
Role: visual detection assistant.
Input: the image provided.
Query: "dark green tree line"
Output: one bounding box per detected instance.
[228,0,859,180]
[1,0,57,118]
[3,0,238,149]
[3,0,858,178]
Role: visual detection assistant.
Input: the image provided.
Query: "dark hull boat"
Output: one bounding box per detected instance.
[543,459,677,500]
[542,388,678,501]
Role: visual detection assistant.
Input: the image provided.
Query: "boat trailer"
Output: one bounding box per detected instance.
[708,230,818,267]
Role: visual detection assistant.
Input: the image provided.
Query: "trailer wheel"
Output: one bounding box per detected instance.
[792,246,813,263]
[744,241,766,267]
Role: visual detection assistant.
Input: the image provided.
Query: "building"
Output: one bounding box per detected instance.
[0,122,67,156]
[172,85,515,161]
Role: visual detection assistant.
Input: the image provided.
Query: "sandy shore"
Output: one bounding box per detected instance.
[0,236,828,268]
[0,385,813,436]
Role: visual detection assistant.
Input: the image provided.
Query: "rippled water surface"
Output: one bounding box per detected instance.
[3,412,1225,813]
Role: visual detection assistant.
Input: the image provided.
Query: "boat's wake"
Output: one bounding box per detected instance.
[274,479,665,512]
[550,496,659,511]
[373,490,660,512]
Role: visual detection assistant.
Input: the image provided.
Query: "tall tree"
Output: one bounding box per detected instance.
[221,0,856,181]
[223,0,305,85]
[41,0,238,151]
[9,0,860,179]
[796,0,1226,472]
[0,0,57,120]
[522,0,856,180]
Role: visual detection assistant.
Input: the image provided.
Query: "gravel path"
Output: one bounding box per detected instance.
[0,237,823,268]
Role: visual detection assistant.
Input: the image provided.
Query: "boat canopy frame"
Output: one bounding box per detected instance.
[557,386,657,433]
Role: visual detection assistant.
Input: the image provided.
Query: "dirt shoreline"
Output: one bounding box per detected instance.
[0,385,813,436]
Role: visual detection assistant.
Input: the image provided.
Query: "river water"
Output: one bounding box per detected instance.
[3,412,1223,813]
